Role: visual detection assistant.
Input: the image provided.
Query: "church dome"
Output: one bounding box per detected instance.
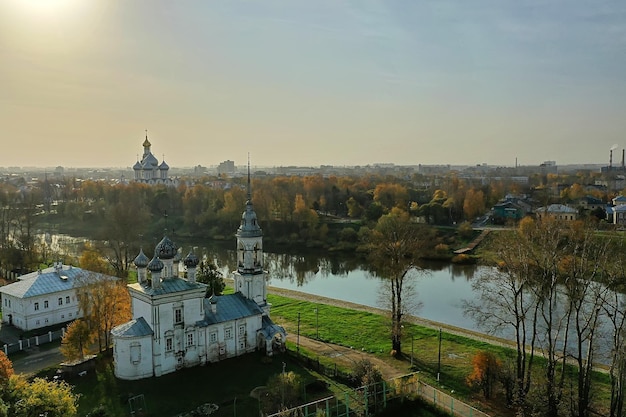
[159,160,169,170]
[133,160,142,171]
[143,137,151,148]
[173,248,182,263]
[147,254,164,272]
[142,153,159,168]
[183,250,199,268]
[133,248,150,268]
[155,235,177,260]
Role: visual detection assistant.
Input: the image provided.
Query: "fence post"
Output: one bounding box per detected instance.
[3,345,6,355]
[49,331,53,342]
[18,340,22,351]
[35,336,39,346]
[382,381,387,409]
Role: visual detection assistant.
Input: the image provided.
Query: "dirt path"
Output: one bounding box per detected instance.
[288,333,406,380]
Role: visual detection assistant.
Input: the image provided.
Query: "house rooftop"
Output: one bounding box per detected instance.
[0,264,116,299]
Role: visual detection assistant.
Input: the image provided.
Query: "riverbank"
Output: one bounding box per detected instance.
[266,284,515,350]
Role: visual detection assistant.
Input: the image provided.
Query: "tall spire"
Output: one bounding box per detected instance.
[247,153,251,203]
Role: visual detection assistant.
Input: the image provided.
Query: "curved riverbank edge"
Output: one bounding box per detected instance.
[264,284,610,374]
[266,284,514,347]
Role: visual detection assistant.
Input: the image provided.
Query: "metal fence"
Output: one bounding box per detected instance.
[266,370,491,417]
[2,327,65,356]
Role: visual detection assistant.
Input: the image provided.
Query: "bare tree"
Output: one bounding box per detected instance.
[465,223,540,414]
[366,208,431,356]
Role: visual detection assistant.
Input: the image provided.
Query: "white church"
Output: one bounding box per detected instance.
[132,132,178,186]
[111,178,286,380]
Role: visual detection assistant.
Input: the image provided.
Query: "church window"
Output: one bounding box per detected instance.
[209,332,217,343]
[174,308,183,325]
[34,302,39,311]
[225,327,232,339]
[238,325,246,337]
[66,296,70,304]
[44,300,48,308]
[36,320,40,326]
[187,333,194,347]
[130,343,141,364]
[58,297,63,306]
[166,337,173,352]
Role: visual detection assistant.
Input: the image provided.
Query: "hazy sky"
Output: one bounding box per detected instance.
[1,1,625,168]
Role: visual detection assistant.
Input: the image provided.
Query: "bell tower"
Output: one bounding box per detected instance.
[233,159,268,312]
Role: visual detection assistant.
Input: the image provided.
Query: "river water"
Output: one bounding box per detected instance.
[209,247,483,331]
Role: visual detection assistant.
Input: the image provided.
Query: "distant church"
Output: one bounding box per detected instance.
[111,172,286,380]
[132,132,178,186]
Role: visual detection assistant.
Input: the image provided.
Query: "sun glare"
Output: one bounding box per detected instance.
[9,0,86,20]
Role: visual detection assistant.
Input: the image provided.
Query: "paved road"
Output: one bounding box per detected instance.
[12,347,65,376]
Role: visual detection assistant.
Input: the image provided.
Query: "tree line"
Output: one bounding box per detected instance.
[465,217,626,417]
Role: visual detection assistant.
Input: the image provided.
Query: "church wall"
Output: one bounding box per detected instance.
[132,298,153,327]
[113,335,154,380]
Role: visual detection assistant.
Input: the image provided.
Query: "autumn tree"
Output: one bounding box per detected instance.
[373,183,409,212]
[0,351,13,386]
[79,243,110,274]
[7,375,78,417]
[77,275,131,352]
[60,319,93,362]
[467,351,501,399]
[367,209,430,356]
[463,187,486,220]
[261,370,303,413]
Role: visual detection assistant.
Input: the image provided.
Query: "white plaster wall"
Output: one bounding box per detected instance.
[113,336,154,380]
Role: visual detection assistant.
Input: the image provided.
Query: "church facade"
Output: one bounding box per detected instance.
[111,179,286,380]
[132,133,177,186]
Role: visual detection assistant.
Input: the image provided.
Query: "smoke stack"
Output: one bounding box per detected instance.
[622,149,624,169]
[610,149,613,169]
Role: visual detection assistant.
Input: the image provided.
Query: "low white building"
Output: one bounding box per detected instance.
[112,175,286,380]
[0,263,116,331]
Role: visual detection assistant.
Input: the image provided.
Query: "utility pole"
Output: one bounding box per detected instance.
[437,328,442,382]
[297,312,300,354]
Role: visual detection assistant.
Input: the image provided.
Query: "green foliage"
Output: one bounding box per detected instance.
[351,359,383,387]
[5,375,78,417]
[457,221,474,240]
[261,370,304,413]
[196,261,225,296]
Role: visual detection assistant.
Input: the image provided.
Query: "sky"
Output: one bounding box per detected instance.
[1,0,625,169]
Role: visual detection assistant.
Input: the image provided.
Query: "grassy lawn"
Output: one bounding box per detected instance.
[268,293,613,416]
[268,293,502,398]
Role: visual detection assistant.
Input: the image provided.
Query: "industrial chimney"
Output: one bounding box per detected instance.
[610,149,613,169]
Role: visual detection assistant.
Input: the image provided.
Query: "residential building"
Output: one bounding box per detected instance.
[535,204,578,221]
[0,263,116,331]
